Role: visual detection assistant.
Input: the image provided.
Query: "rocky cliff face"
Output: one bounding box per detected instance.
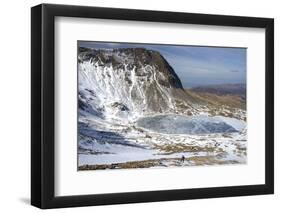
[78,47,196,120]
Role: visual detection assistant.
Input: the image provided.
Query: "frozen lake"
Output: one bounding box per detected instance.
[136,114,243,135]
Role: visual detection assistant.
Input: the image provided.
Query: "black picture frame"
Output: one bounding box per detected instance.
[31,3,274,209]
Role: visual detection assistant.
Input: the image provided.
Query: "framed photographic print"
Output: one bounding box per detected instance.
[31,3,274,209]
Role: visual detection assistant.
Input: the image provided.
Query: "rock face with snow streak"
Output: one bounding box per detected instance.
[78,47,196,120]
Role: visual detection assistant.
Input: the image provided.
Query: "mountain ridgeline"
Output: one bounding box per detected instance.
[78,47,197,120]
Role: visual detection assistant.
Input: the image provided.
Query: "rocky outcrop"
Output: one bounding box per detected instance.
[78,47,196,119]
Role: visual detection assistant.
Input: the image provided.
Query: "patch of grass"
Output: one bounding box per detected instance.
[187,90,246,110]
[79,159,164,170]
[188,155,239,165]
[153,143,215,154]
[235,144,247,151]
[78,155,241,171]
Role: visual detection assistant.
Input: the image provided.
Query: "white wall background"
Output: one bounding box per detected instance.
[0,0,279,212]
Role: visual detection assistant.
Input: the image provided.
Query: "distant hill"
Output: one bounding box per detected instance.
[187,84,246,111]
[190,84,246,100]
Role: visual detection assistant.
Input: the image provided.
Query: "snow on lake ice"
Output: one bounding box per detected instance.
[136,114,245,135]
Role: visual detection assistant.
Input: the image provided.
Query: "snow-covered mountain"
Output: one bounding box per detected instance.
[78,47,196,121]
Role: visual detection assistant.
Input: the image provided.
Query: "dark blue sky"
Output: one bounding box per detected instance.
[79,41,246,88]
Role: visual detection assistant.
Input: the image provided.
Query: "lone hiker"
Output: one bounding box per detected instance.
[181,155,185,163]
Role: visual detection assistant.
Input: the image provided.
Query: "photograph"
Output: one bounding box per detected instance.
[77,41,247,170]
